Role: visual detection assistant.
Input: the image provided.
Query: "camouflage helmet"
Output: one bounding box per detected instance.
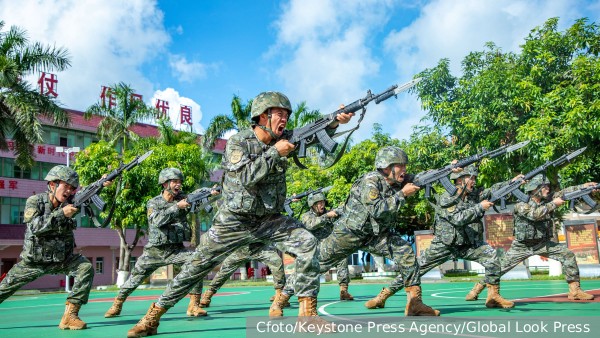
[158,168,184,185]
[524,174,550,192]
[450,164,478,180]
[250,91,292,119]
[307,192,326,208]
[375,146,408,169]
[45,165,79,188]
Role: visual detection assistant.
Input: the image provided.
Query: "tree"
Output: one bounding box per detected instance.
[415,17,600,190]
[0,21,71,168]
[74,140,211,285]
[202,94,252,149]
[84,82,158,151]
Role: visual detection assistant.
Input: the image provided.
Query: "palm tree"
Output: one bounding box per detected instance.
[0,21,71,168]
[84,82,158,286]
[287,101,321,129]
[202,94,252,149]
[85,82,158,151]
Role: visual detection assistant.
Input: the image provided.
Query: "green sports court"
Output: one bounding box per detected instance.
[1,280,599,338]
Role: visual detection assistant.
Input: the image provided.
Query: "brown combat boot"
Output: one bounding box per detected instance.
[339,284,354,301]
[568,281,595,300]
[104,297,125,318]
[465,283,486,301]
[200,289,214,308]
[485,284,514,308]
[270,289,291,307]
[364,287,393,309]
[127,303,167,338]
[405,285,441,316]
[59,301,87,330]
[187,294,208,317]
[269,291,291,318]
[297,297,336,334]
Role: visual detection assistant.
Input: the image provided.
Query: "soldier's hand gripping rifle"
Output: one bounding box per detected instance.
[71,150,153,221]
[562,183,600,213]
[283,186,333,217]
[286,78,422,169]
[186,186,221,213]
[489,147,587,210]
[410,141,530,198]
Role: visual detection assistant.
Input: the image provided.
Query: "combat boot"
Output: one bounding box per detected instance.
[405,285,440,316]
[270,289,291,307]
[200,289,214,308]
[465,283,485,301]
[339,284,354,301]
[127,303,167,338]
[59,301,87,330]
[364,287,393,309]
[187,294,208,317]
[104,297,125,318]
[269,291,291,318]
[485,284,514,308]
[568,281,594,300]
[297,297,336,334]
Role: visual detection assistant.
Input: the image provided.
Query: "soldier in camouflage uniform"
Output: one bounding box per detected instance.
[406,164,516,309]
[199,244,287,308]
[290,146,439,316]
[105,168,218,318]
[0,165,99,330]
[271,191,353,316]
[127,91,354,337]
[464,174,596,301]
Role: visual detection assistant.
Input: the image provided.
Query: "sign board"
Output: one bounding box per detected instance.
[414,230,434,257]
[564,219,600,265]
[484,213,515,251]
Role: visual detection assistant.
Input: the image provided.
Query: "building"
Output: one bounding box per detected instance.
[0,109,225,289]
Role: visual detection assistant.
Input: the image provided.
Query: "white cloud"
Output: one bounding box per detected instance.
[168,54,214,82]
[151,88,205,134]
[0,0,170,111]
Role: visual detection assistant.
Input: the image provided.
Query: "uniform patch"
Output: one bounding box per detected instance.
[447,205,456,212]
[368,188,379,200]
[230,150,243,164]
[147,208,153,217]
[24,208,37,221]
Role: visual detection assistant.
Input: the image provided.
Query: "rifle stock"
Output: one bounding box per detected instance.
[563,183,600,213]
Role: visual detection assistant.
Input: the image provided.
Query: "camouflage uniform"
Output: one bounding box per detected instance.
[466,175,594,301]
[0,165,93,329]
[207,244,285,293]
[418,183,512,285]
[420,165,514,308]
[0,193,93,304]
[115,188,208,300]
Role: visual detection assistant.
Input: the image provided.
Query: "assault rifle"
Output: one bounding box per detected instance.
[186,186,221,213]
[489,147,587,210]
[410,141,530,198]
[71,150,153,218]
[283,186,333,217]
[563,183,600,213]
[286,78,421,168]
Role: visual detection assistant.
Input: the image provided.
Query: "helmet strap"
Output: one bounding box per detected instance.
[257,109,280,142]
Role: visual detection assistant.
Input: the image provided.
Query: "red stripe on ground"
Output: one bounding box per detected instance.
[515,289,600,303]
[89,291,244,303]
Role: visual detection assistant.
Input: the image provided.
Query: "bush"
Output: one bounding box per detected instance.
[443,269,478,277]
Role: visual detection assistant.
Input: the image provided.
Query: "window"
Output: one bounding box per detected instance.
[95,257,104,274]
[0,197,27,224]
[2,158,15,177]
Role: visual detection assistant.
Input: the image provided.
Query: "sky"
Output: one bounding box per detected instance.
[1,0,599,142]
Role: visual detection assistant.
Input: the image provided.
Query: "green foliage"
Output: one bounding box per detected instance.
[73,141,210,232]
[415,17,600,191]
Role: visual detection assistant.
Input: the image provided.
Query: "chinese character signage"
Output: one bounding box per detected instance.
[180,105,192,125]
[564,219,600,265]
[484,213,515,251]
[155,99,169,119]
[37,72,58,97]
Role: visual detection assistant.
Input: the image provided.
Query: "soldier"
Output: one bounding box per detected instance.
[199,244,287,308]
[126,91,354,337]
[275,146,440,316]
[0,165,107,330]
[464,174,596,301]
[393,164,516,310]
[270,190,353,316]
[104,168,218,318]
